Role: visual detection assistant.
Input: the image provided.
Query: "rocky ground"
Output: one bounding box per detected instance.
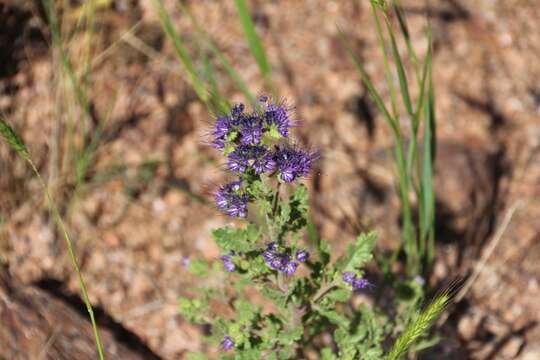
[0,0,539,359]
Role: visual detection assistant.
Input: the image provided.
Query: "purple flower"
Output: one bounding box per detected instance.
[342,272,357,284]
[283,261,299,276]
[269,254,286,271]
[227,148,249,173]
[265,102,293,138]
[215,181,249,218]
[296,249,309,263]
[267,242,278,251]
[352,278,371,291]
[221,335,234,351]
[262,250,276,262]
[239,115,263,145]
[228,145,275,175]
[220,254,236,272]
[273,145,317,183]
[214,116,232,138]
[231,103,245,118]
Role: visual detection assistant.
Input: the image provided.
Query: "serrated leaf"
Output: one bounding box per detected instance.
[325,288,351,303]
[212,224,260,252]
[277,184,308,236]
[335,232,377,272]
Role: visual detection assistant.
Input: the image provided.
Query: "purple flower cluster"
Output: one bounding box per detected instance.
[215,181,249,218]
[209,97,317,218]
[220,253,236,272]
[342,271,371,291]
[221,335,234,351]
[273,145,317,183]
[262,243,309,276]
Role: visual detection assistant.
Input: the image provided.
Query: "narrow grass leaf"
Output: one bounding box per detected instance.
[234,0,274,93]
[337,29,397,134]
[179,3,257,105]
[392,0,420,76]
[385,16,413,118]
[0,115,106,359]
[151,0,209,105]
[371,2,399,117]
[422,64,436,270]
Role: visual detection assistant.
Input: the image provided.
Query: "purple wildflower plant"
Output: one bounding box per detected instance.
[221,335,235,351]
[208,97,317,219]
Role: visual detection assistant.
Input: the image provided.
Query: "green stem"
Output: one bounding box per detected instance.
[28,159,105,360]
[311,280,338,304]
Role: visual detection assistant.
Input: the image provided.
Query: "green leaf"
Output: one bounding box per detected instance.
[277,184,309,236]
[321,348,338,360]
[260,286,288,308]
[0,117,29,160]
[335,232,377,273]
[324,288,351,303]
[212,224,260,253]
[179,297,208,323]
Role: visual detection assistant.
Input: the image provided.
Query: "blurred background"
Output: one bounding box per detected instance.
[1,0,539,359]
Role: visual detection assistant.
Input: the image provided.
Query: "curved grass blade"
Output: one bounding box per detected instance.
[234,0,274,95]
[384,16,413,118]
[0,116,106,360]
[151,0,209,106]
[179,3,257,105]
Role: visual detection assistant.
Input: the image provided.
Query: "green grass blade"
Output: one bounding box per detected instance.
[337,29,397,134]
[234,0,274,94]
[371,2,399,117]
[201,49,230,114]
[384,16,414,118]
[179,3,257,105]
[405,39,431,179]
[339,26,417,272]
[386,292,450,360]
[392,0,420,78]
[151,0,209,106]
[0,116,106,360]
[422,63,436,271]
[44,0,90,117]
[74,90,119,192]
